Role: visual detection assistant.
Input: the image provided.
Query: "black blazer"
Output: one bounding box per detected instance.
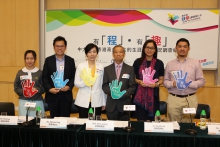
[102,63,136,112]
[42,55,76,102]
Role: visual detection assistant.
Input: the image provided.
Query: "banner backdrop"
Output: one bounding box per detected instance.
[45,9,219,69]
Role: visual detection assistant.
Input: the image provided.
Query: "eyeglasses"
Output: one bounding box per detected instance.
[145,46,155,51]
[55,45,65,48]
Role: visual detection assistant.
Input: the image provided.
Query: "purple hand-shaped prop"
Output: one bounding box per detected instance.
[142,67,158,85]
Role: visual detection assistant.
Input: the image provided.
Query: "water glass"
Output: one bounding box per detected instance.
[1,112,7,116]
[96,115,102,121]
[208,118,216,125]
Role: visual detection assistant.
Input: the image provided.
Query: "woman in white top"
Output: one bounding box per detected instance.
[74,43,106,118]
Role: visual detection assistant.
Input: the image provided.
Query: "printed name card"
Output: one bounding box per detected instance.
[86,120,114,131]
[123,105,136,111]
[183,108,196,114]
[40,119,67,129]
[144,122,174,133]
[24,102,36,108]
[208,125,220,135]
[0,116,18,125]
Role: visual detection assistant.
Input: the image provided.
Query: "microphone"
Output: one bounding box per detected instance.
[184,97,197,135]
[123,102,135,132]
[22,106,33,126]
[22,96,39,126]
[123,110,135,132]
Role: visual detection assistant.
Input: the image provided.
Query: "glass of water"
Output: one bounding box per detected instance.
[1,112,7,116]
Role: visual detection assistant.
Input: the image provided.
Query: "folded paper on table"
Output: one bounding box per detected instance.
[40,118,67,129]
[54,117,87,125]
[107,120,128,128]
[0,116,18,125]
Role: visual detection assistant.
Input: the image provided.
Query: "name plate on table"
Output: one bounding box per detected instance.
[86,120,114,131]
[24,102,36,108]
[183,108,196,114]
[144,122,174,133]
[0,116,18,125]
[208,125,220,135]
[40,119,67,129]
[123,105,136,111]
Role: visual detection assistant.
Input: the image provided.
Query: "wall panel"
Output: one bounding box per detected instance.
[70,0,100,9]
[130,0,161,8]
[193,0,218,8]
[161,0,193,8]
[99,0,130,8]
[15,0,39,67]
[46,0,70,9]
[0,0,16,66]
[0,83,9,102]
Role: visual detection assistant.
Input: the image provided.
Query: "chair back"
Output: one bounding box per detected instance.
[195,104,210,119]
[43,99,49,111]
[0,102,15,116]
[159,101,167,115]
[71,100,78,114]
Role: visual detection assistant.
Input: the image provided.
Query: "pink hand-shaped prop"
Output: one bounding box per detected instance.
[142,67,158,85]
[21,79,38,98]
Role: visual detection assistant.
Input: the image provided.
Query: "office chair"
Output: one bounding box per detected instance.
[71,99,78,114]
[159,101,167,116]
[194,104,210,119]
[43,99,49,111]
[0,102,15,116]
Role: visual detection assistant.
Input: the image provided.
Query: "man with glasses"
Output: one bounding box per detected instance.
[42,36,76,118]
[164,38,205,123]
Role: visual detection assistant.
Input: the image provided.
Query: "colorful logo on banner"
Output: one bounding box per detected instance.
[172,70,192,90]
[109,79,126,99]
[168,13,179,25]
[181,13,202,24]
[21,79,38,98]
[51,71,69,89]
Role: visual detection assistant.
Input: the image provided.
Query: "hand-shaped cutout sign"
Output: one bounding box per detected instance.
[109,79,126,99]
[51,71,69,89]
[21,79,38,98]
[80,68,97,86]
[172,70,192,90]
[142,67,158,85]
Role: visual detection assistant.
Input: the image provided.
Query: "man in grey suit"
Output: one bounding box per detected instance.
[102,45,136,120]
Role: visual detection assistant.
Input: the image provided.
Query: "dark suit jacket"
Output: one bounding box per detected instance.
[42,55,76,102]
[102,62,136,112]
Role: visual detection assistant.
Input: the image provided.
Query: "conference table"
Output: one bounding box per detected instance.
[0,122,220,147]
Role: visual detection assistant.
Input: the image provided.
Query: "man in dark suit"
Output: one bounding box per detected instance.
[42,36,76,118]
[102,45,136,120]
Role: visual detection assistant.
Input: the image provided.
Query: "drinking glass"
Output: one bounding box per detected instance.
[96,115,102,121]
[1,112,7,116]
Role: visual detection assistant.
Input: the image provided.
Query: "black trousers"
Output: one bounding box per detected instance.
[47,92,72,118]
[106,107,129,121]
[77,102,102,119]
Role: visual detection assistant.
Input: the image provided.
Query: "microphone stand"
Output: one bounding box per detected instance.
[22,106,33,126]
[22,97,39,126]
[184,97,197,135]
[123,110,135,132]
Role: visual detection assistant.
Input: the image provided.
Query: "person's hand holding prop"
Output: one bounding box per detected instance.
[80,68,97,86]
[142,67,158,85]
[109,79,126,99]
[172,70,192,90]
[51,71,69,89]
[21,79,38,98]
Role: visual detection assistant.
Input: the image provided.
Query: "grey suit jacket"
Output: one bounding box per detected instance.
[102,62,136,112]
